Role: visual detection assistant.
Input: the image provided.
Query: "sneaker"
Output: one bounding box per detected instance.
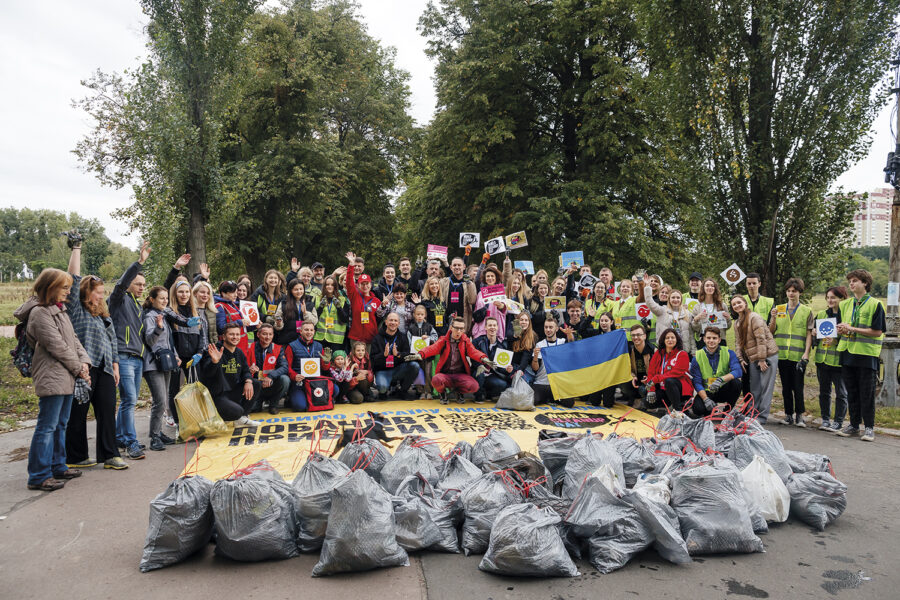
[104,457,128,470]
[236,415,261,428]
[158,432,176,445]
[164,413,176,429]
[829,421,843,432]
[780,414,794,426]
[453,392,465,404]
[794,415,807,428]
[474,394,486,404]
[439,391,449,405]
[66,458,97,469]
[559,397,575,409]
[818,418,832,431]
[861,427,875,442]
[126,442,145,459]
[149,436,166,452]
[835,424,859,438]
[269,402,280,414]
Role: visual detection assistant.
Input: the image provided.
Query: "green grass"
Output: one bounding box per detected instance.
[0,282,31,326]
[0,337,39,430]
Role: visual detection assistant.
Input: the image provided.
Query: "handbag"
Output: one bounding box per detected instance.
[153,347,179,372]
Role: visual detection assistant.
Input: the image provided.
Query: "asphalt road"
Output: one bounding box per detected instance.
[1,410,898,599]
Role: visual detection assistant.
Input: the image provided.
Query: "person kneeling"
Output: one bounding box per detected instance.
[690,327,742,417]
[198,323,262,428]
[527,318,573,408]
[472,316,514,403]
[372,312,419,399]
[285,322,336,411]
[248,323,290,415]
[411,316,492,405]
[644,328,692,416]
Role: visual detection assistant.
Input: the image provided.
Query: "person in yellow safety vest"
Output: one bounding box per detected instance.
[586,281,616,328]
[740,271,775,397]
[690,278,731,351]
[613,279,639,342]
[689,327,743,417]
[812,285,849,433]
[768,277,814,427]
[835,269,885,442]
[314,276,350,354]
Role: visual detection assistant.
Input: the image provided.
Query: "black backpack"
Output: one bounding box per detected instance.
[10,321,33,378]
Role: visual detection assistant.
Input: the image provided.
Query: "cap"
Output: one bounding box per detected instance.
[358,274,372,284]
[311,261,323,270]
[689,271,703,281]
[332,350,347,360]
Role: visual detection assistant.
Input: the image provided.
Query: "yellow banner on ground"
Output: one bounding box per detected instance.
[184,400,659,481]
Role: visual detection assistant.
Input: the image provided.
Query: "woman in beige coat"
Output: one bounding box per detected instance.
[15,268,91,492]
[643,276,695,354]
[731,295,779,423]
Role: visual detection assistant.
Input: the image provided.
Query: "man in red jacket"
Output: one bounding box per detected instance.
[411,316,493,404]
[344,251,380,350]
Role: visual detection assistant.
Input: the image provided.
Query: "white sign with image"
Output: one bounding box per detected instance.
[459,232,480,248]
[816,318,837,339]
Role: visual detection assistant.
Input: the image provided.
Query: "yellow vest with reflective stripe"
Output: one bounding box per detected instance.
[836,296,884,357]
[814,309,841,367]
[744,294,774,320]
[614,296,638,341]
[696,346,731,389]
[773,303,811,362]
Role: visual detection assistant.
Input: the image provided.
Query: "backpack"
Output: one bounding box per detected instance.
[10,321,33,378]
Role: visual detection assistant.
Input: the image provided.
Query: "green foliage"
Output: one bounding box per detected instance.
[858,246,890,262]
[636,0,900,296]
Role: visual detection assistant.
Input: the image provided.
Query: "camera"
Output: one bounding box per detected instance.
[61,229,84,249]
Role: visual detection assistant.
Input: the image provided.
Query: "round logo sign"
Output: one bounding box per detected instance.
[684,298,699,312]
[303,360,318,375]
[413,338,428,351]
[313,387,324,398]
[636,304,651,318]
[819,321,835,337]
[725,268,741,283]
[495,352,511,367]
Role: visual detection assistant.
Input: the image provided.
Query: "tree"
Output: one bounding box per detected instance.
[74,0,262,281]
[637,0,900,296]
[0,208,112,274]
[398,0,706,282]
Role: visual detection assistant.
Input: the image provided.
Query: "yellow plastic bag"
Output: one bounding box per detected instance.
[176,379,228,440]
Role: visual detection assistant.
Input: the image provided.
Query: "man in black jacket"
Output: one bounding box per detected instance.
[200,324,262,428]
[248,324,289,414]
[371,312,418,399]
[622,324,656,410]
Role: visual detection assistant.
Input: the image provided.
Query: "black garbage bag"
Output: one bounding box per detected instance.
[394,474,461,553]
[312,470,409,576]
[563,435,625,499]
[565,476,652,573]
[211,462,299,562]
[681,417,716,452]
[787,472,847,531]
[785,450,832,474]
[537,435,581,494]
[729,431,792,482]
[656,412,684,436]
[438,452,482,491]
[671,465,764,555]
[448,440,473,462]
[609,436,656,487]
[337,438,391,482]
[714,426,736,454]
[482,452,552,489]
[460,470,523,555]
[479,503,580,577]
[471,429,521,469]
[140,475,214,572]
[381,443,440,494]
[397,435,445,473]
[628,491,692,565]
[292,453,351,553]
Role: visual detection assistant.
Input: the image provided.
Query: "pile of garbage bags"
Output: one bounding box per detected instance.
[140,411,849,577]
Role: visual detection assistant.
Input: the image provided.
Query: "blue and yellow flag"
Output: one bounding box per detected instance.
[541,329,632,400]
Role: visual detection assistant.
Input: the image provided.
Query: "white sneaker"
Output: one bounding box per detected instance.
[235,416,261,428]
[794,415,807,428]
[164,413,176,429]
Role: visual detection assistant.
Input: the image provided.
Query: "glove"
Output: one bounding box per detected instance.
[645,391,657,406]
[481,252,490,264]
[415,255,423,267]
[704,397,716,413]
[186,316,201,327]
[189,353,202,367]
[482,358,495,369]
[404,353,422,362]
[796,358,808,373]
[464,244,471,256]
[708,377,724,394]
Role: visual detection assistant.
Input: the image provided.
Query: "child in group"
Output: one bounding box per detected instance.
[376,283,416,332]
[408,304,439,399]
[347,341,375,403]
[329,350,356,404]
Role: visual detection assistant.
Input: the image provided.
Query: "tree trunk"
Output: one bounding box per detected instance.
[186,183,207,279]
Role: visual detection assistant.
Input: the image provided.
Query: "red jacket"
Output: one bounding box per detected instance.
[647,349,693,396]
[345,264,381,343]
[419,332,487,376]
[348,353,374,389]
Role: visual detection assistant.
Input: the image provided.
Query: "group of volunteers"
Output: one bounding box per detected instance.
[15,236,885,493]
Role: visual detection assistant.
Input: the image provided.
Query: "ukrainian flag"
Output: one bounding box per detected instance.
[541,329,632,400]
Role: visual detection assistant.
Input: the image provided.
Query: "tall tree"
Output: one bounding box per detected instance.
[74,0,261,280]
[637,0,900,296]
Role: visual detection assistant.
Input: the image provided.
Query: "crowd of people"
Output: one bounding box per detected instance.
[15,238,885,493]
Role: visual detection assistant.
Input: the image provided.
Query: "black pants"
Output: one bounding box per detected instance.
[741,362,752,397]
[348,380,371,404]
[532,384,555,405]
[692,378,742,416]
[203,368,261,421]
[588,385,618,408]
[66,366,119,463]
[167,364,190,424]
[817,364,847,424]
[777,359,805,415]
[843,364,876,429]
[618,382,646,407]
[653,378,690,411]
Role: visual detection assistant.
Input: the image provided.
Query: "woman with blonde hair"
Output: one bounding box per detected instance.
[15,268,91,491]
[167,279,207,428]
[250,269,287,324]
[510,311,538,382]
[731,294,778,423]
[192,280,218,344]
[418,275,449,335]
[691,277,731,350]
[643,274,695,354]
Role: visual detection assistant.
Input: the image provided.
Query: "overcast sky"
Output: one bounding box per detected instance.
[0,1,893,249]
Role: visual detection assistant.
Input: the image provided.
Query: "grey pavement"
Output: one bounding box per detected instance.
[1,409,899,599]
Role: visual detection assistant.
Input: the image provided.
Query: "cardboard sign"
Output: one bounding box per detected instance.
[635,303,651,319]
[239,301,261,327]
[703,310,728,332]
[503,298,524,315]
[494,348,513,369]
[426,244,448,260]
[514,260,535,275]
[300,357,320,377]
[720,263,746,286]
[578,273,597,290]
[684,297,700,312]
[816,318,837,339]
[559,251,585,268]
[505,231,528,250]
[485,236,506,255]
[480,284,507,302]
[411,336,429,352]
[459,232,480,248]
[544,296,566,311]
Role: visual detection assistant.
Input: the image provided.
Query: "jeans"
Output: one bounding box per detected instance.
[116,354,143,446]
[144,370,172,438]
[374,362,419,394]
[28,394,73,485]
[817,364,847,424]
[475,372,510,400]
